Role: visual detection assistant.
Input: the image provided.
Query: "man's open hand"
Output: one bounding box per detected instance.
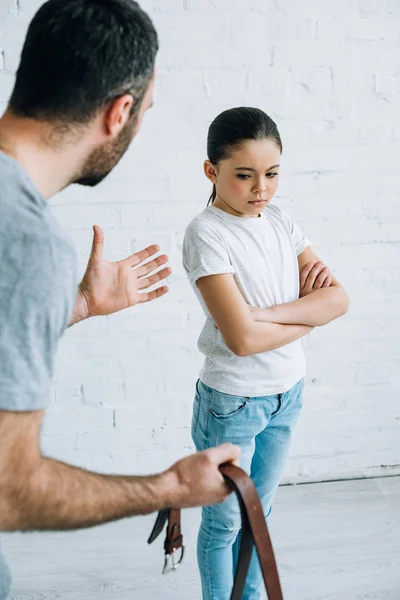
[70,225,171,325]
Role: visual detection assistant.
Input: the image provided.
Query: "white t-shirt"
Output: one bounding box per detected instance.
[182,204,311,396]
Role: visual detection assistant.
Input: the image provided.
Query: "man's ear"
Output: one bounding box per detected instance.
[204,160,218,184]
[104,94,134,136]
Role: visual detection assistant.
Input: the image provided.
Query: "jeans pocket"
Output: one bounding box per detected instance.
[209,389,250,420]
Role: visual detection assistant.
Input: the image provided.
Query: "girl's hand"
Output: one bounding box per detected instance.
[300,261,332,298]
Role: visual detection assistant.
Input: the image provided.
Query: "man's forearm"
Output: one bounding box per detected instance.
[253,287,349,328]
[2,456,176,531]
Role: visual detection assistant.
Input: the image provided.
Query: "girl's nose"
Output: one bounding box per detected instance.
[253,181,267,193]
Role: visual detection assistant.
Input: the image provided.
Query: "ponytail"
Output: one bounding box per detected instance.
[208,184,216,206]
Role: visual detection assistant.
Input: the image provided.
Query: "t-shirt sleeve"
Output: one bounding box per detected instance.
[280,209,312,256]
[182,220,235,285]
[0,233,74,411]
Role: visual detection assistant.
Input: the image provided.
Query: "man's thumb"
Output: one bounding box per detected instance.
[90,225,104,262]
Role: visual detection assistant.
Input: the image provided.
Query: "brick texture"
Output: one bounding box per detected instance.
[1,0,399,483]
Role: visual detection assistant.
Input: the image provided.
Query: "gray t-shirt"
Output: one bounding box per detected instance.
[0,151,77,598]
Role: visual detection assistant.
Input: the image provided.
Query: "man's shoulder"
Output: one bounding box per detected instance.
[0,190,76,300]
[1,200,75,266]
[0,166,75,247]
[0,152,74,254]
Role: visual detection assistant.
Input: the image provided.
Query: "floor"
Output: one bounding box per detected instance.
[2,476,400,600]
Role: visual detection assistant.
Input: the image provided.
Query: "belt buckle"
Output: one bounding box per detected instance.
[162,545,185,575]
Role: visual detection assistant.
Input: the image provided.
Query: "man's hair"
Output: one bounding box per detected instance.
[9,0,158,124]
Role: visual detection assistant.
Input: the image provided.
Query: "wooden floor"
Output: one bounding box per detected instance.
[2,476,400,599]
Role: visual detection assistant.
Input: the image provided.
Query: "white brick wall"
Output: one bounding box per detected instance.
[1,0,399,483]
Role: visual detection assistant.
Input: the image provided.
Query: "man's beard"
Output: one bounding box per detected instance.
[74,115,137,187]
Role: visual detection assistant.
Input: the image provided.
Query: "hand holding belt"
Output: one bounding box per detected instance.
[148,464,284,599]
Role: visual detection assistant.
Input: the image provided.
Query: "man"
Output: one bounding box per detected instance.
[0,0,240,595]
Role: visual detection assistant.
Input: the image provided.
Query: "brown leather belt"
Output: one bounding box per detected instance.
[148,463,284,599]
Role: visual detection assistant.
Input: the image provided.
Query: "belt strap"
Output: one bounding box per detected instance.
[220,463,283,600]
[148,464,283,599]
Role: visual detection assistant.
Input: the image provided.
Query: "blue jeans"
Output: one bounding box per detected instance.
[192,378,304,600]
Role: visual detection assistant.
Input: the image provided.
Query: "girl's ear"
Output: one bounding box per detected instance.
[204,160,218,184]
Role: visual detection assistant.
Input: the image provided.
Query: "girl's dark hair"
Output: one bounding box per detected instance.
[207,107,282,205]
[9,0,158,124]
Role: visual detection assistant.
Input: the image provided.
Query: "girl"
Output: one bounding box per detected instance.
[182,107,349,600]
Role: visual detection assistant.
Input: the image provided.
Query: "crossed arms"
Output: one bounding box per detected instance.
[197,247,349,357]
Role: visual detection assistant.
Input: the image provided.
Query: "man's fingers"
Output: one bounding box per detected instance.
[206,442,241,466]
[135,254,169,278]
[138,267,172,290]
[89,225,105,263]
[122,245,161,268]
[138,286,169,303]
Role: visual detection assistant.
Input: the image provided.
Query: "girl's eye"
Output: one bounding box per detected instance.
[237,173,279,180]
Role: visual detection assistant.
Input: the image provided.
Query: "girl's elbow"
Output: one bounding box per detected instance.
[226,334,250,357]
[234,345,252,357]
[326,296,349,325]
[229,341,250,357]
[228,333,257,357]
[329,287,349,320]
[338,290,350,316]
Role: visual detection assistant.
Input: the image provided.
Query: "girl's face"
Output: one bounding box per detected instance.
[204,138,281,218]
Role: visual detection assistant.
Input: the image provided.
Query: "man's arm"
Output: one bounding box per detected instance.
[0,411,240,531]
[197,274,312,358]
[249,248,349,327]
[69,226,171,327]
